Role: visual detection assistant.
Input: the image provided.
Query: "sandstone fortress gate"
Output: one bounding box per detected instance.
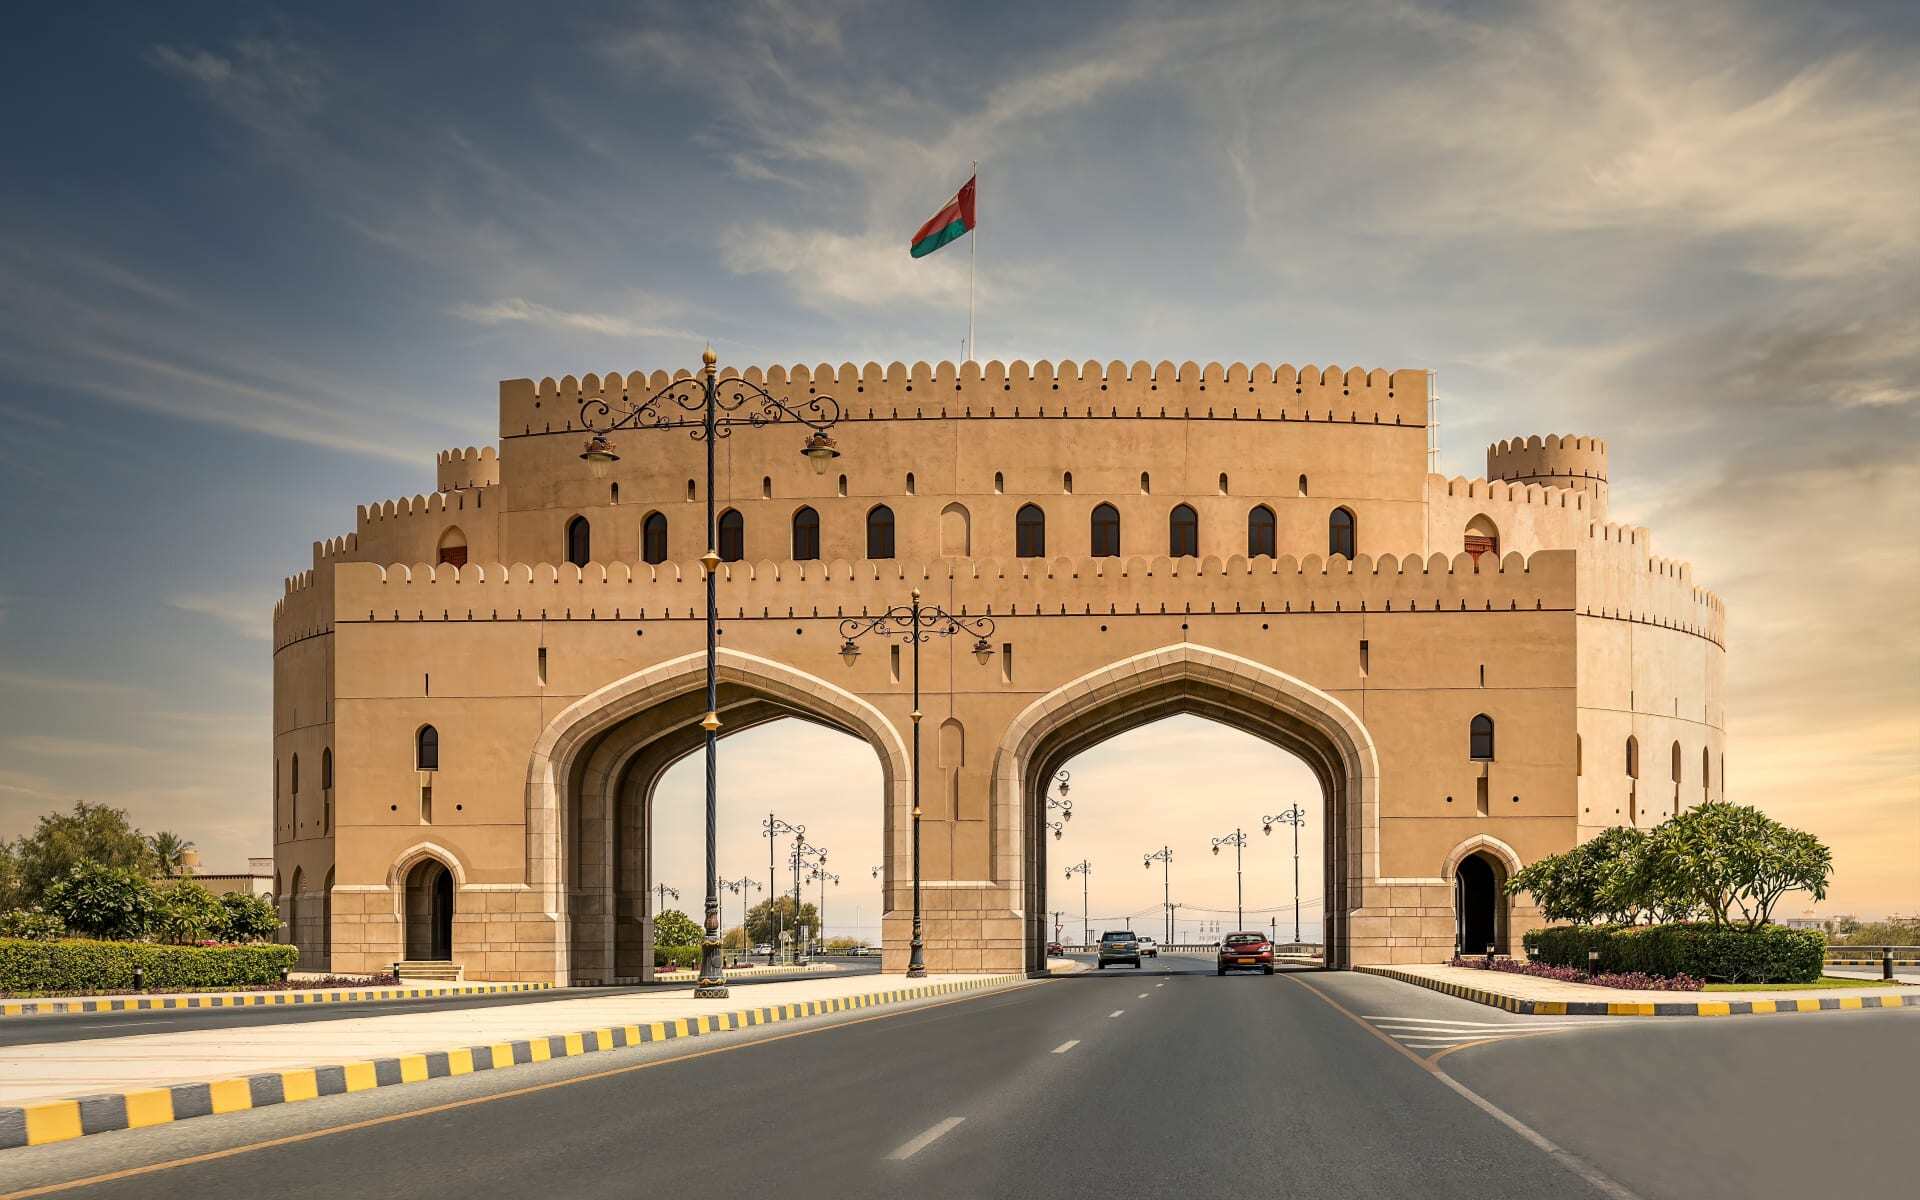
[272,359,1727,983]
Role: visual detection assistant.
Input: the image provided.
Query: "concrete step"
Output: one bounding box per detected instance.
[393,961,464,981]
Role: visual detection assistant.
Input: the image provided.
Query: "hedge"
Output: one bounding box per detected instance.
[0,938,301,995]
[1524,923,1826,984]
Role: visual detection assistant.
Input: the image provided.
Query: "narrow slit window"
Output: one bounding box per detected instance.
[537,646,548,686]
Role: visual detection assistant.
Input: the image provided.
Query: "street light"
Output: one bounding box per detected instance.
[653,883,680,915]
[582,348,847,999]
[1143,847,1173,944]
[789,841,827,961]
[719,876,761,958]
[840,590,997,979]
[1212,829,1249,931]
[1263,805,1309,945]
[1064,859,1093,947]
[1043,818,1065,842]
[808,867,840,951]
[762,814,806,966]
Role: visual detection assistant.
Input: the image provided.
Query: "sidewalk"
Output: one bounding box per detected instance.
[0,970,1019,1149]
[1361,963,1920,1017]
[1,980,551,1019]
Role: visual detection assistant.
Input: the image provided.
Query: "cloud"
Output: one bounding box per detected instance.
[719,225,974,310]
[450,297,698,341]
[169,592,274,641]
[0,670,142,697]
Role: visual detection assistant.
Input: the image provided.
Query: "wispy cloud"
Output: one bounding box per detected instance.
[169,592,274,641]
[451,297,699,341]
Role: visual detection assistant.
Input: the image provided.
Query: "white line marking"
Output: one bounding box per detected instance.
[1138,992,1149,998]
[1109,1009,1125,1018]
[1367,1016,1575,1027]
[1156,982,1165,988]
[887,1117,965,1161]
[1052,1039,1080,1054]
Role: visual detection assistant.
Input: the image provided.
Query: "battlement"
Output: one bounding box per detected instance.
[356,490,479,526]
[500,360,1430,437]
[1487,434,1609,521]
[437,446,500,492]
[1427,474,1592,513]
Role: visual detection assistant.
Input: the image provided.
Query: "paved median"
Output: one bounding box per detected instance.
[0,972,1020,1149]
[0,980,553,1019]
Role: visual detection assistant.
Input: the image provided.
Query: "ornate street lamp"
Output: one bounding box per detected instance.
[840,590,996,979]
[1046,768,1073,825]
[1263,805,1309,945]
[1064,859,1093,947]
[808,867,840,952]
[1212,829,1249,931]
[582,349,847,999]
[762,814,807,967]
[1043,818,1066,842]
[1143,846,1173,944]
[719,876,761,959]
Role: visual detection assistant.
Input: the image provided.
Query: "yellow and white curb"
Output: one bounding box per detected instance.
[1359,965,1920,1017]
[0,974,1021,1150]
[0,981,552,1019]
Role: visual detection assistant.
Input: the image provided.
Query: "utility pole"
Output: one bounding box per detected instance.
[1064,859,1093,946]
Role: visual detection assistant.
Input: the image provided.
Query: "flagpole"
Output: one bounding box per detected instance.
[968,160,977,364]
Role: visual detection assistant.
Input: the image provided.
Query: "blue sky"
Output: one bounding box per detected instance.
[1,1,1914,929]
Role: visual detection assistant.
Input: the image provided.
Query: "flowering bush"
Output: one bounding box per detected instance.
[1448,954,1703,991]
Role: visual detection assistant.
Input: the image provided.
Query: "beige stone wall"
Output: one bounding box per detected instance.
[270,359,1727,982]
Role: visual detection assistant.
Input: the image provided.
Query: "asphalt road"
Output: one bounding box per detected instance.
[0,960,881,1047]
[2,954,1913,1200]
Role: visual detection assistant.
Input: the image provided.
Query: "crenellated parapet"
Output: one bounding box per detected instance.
[1576,521,1725,645]
[499,360,1430,437]
[1487,435,1609,520]
[437,446,500,492]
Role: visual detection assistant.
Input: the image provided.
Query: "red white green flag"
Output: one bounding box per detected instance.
[910,174,976,258]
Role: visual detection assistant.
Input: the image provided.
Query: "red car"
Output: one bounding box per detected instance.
[1045,941,1065,956]
[1217,931,1275,975]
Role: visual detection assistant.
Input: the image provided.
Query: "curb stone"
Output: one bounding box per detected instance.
[1358,965,1920,1017]
[0,982,552,1019]
[0,975,1021,1149]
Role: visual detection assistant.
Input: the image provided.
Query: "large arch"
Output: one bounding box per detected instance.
[993,643,1381,974]
[527,649,911,984]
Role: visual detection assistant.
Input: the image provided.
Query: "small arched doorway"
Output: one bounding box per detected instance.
[1454,851,1506,955]
[404,858,455,961]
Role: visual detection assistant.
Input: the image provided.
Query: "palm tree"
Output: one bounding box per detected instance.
[149,831,194,878]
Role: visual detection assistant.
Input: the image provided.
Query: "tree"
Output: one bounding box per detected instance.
[721,926,751,949]
[219,892,280,942]
[154,881,225,944]
[42,861,159,940]
[149,832,195,879]
[12,801,156,906]
[651,908,701,947]
[744,895,821,947]
[0,841,23,912]
[1643,802,1832,927]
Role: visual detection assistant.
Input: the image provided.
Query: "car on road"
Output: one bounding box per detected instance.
[751,944,773,957]
[1216,931,1275,975]
[1097,930,1144,969]
[1137,936,1159,958]
[845,945,877,956]
[1045,940,1065,956]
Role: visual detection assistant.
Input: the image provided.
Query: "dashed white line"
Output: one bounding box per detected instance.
[1108,1009,1125,1018]
[887,1117,966,1161]
[1051,1039,1080,1054]
[1155,982,1165,988]
[1138,992,1149,998]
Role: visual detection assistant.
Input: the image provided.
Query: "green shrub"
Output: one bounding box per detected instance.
[653,945,702,970]
[1526,923,1826,983]
[154,882,226,944]
[219,892,280,942]
[42,862,159,940]
[0,938,300,995]
[0,909,65,940]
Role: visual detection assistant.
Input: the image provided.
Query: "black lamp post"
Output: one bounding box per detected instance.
[808,867,840,951]
[762,814,806,966]
[1143,847,1173,944]
[1064,859,1093,946]
[580,348,846,1000]
[1263,805,1308,945]
[788,841,827,962]
[719,876,760,959]
[840,590,996,979]
[1212,829,1249,931]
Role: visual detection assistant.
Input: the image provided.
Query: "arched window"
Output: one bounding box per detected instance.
[1671,741,1683,782]
[1218,472,1229,495]
[1297,474,1309,497]
[1015,504,1046,558]
[866,505,895,559]
[993,471,1005,494]
[1625,736,1639,779]
[905,472,916,496]
[1168,504,1199,558]
[321,748,332,790]
[791,506,821,560]
[761,475,772,499]
[1062,471,1074,494]
[565,516,591,567]
[837,473,847,497]
[436,526,468,567]
[1702,747,1711,797]
[1469,715,1495,761]
[1090,503,1121,557]
[1247,505,1276,558]
[291,753,300,796]
[1465,514,1500,561]
[416,725,439,771]
[641,512,668,564]
[1139,471,1151,494]
[718,509,745,562]
[1328,507,1356,559]
[610,482,619,504]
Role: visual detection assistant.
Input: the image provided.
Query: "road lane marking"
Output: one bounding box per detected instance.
[1138,992,1149,998]
[888,1117,965,1160]
[1283,974,1643,1200]
[0,982,1043,1200]
[1051,1040,1080,1054]
[1108,1009,1125,1018]
[1156,983,1165,988]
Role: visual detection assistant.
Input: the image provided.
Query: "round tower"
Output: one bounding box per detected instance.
[1487,434,1607,520]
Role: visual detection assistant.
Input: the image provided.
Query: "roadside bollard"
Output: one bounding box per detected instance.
[1587,950,1599,977]
[280,967,291,984]
[1485,943,1496,967]
[132,965,145,993]
[1886,947,1896,982]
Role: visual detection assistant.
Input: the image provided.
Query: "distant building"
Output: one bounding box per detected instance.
[160,850,274,899]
